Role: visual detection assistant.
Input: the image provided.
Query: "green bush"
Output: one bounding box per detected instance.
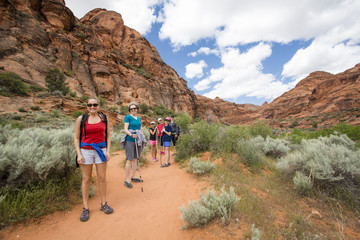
[0,72,28,96]
[139,103,149,114]
[175,113,191,134]
[119,106,127,115]
[175,134,193,162]
[97,95,106,107]
[180,187,239,228]
[293,171,312,195]
[0,125,76,187]
[210,125,248,156]
[30,105,40,111]
[0,171,80,227]
[190,121,220,152]
[52,90,63,97]
[80,95,89,102]
[263,136,291,158]
[277,134,360,205]
[69,91,77,97]
[72,111,84,118]
[45,68,69,95]
[152,104,174,117]
[18,107,27,113]
[248,122,272,138]
[236,139,263,167]
[188,157,215,175]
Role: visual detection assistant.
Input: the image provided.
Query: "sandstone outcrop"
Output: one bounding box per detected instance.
[0,0,359,128]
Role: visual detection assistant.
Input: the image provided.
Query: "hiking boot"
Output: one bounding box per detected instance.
[80,208,90,222]
[131,177,143,182]
[100,202,113,214]
[124,181,133,188]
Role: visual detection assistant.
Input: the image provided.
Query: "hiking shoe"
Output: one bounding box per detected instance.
[131,177,143,182]
[124,181,133,188]
[80,208,90,222]
[100,202,113,214]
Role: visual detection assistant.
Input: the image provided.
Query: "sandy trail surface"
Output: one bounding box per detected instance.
[2,150,208,240]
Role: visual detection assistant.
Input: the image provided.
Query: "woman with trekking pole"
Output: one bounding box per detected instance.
[123,102,146,189]
[74,97,113,222]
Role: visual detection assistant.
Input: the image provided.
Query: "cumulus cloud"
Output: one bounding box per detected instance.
[66,0,163,35]
[188,47,220,57]
[185,60,208,79]
[110,0,164,34]
[195,43,291,100]
[282,22,360,83]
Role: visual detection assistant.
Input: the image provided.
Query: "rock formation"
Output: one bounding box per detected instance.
[0,0,359,128]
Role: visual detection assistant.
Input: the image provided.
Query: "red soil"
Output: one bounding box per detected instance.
[1,150,209,240]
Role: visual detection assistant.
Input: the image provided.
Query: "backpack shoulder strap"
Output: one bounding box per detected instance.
[99,112,108,146]
[79,113,88,141]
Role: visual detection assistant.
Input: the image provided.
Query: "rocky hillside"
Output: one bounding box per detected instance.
[0,0,359,128]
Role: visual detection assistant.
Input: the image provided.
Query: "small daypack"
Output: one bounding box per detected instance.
[75,112,108,167]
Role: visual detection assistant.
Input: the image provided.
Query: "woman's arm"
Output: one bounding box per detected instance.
[124,122,136,138]
[74,116,83,164]
[106,117,111,159]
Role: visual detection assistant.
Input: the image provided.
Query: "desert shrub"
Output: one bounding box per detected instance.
[277,134,360,202]
[28,84,44,92]
[262,136,291,158]
[293,171,312,195]
[180,187,239,228]
[190,121,220,152]
[175,134,193,162]
[248,122,272,138]
[176,113,191,134]
[119,105,127,115]
[69,91,77,97]
[35,116,48,123]
[0,126,76,187]
[0,171,80,226]
[36,91,51,99]
[139,103,149,114]
[72,110,83,118]
[250,224,262,240]
[210,125,248,157]
[52,90,63,97]
[236,139,263,167]
[45,68,69,95]
[30,105,40,111]
[0,72,28,96]
[80,95,89,102]
[152,104,174,117]
[52,110,60,118]
[97,95,106,107]
[18,107,27,113]
[188,157,215,175]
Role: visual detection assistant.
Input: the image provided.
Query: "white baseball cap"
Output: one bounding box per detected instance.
[150,121,155,124]
[157,118,162,121]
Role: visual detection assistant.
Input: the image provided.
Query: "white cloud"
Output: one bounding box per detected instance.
[66,0,163,35]
[185,60,208,79]
[159,0,360,48]
[188,47,220,57]
[195,43,291,100]
[110,0,163,34]
[282,22,360,83]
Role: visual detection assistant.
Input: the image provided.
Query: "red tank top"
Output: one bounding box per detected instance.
[81,118,106,150]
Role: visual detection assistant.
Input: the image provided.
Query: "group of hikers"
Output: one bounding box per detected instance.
[73,98,180,222]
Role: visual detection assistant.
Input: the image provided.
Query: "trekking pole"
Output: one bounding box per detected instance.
[135,138,143,192]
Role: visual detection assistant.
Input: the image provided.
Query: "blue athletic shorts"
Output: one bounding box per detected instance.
[163,141,171,147]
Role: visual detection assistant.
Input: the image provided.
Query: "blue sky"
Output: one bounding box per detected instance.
[66,0,360,106]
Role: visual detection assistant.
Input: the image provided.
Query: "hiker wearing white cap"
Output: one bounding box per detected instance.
[149,121,158,161]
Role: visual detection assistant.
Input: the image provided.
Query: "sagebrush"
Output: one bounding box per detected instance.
[180,187,239,228]
[188,157,215,175]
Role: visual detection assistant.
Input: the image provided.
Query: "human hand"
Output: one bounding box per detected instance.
[77,155,84,164]
[106,152,111,162]
[132,134,137,139]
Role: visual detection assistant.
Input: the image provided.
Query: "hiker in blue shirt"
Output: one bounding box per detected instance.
[160,117,172,167]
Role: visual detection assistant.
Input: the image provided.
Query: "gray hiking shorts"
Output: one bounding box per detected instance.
[125,141,142,160]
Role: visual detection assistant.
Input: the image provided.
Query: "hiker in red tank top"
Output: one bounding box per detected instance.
[74,97,113,222]
[80,120,106,150]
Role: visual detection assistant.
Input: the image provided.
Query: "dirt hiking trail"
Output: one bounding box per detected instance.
[1,150,209,240]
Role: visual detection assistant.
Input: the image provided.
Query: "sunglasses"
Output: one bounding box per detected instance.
[87,103,99,107]
[130,108,138,111]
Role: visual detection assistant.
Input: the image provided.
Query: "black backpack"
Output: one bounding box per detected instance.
[75,112,108,167]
